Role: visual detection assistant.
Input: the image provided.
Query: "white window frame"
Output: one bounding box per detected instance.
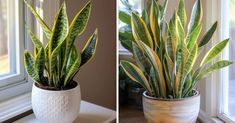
[201,0,235,123]
[0,0,59,122]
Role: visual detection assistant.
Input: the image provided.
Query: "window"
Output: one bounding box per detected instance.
[219,0,235,122]
[0,0,59,121]
[0,0,29,101]
[118,0,144,54]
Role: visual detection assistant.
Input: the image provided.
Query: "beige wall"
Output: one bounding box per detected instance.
[64,0,116,110]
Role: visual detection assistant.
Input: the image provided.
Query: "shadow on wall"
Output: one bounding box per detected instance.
[64,0,116,110]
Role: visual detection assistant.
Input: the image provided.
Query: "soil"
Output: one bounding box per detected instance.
[35,81,78,91]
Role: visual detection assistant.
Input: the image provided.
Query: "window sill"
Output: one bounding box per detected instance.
[0,93,31,122]
[13,101,116,123]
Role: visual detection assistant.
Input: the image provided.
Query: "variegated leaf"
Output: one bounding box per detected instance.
[196,60,232,81]
[199,22,217,47]
[140,41,166,97]
[200,39,229,66]
[34,47,45,82]
[131,12,153,48]
[177,0,187,27]
[24,0,51,39]
[80,29,98,67]
[24,51,39,83]
[120,60,152,95]
[186,24,202,50]
[187,0,202,35]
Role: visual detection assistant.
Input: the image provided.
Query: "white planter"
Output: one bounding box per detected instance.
[143,90,200,123]
[32,82,81,123]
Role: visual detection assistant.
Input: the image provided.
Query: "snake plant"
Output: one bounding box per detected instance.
[24,0,98,89]
[119,0,232,98]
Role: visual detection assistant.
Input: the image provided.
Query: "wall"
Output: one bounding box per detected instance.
[64,0,116,110]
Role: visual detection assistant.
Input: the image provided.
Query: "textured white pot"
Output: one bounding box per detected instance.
[32,82,81,123]
[143,90,200,123]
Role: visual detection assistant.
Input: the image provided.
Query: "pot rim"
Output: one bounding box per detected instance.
[143,90,200,101]
[33,82,79,92]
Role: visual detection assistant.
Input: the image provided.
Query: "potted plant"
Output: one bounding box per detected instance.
[24,0,98,123]
[119,0,232,122]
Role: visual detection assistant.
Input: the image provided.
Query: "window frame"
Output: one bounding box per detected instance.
[0,0,59,122]
[203,0,235,122]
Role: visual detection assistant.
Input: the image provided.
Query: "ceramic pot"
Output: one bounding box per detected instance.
[143,90,200,123]
[31,82,81,123]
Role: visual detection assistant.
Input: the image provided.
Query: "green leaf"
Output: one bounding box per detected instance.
[165,22,176,61]
[24,0,52,39]
[187,0,202,35]
[27,27,44,49]
[24,51,39,83]
[177,0,187,27]
[119,10,131,25]
[150,67,160,97]
[131,12,153,49]
[196,60,232,81]
[150,0,160,47]
[64,53,81,86]
[200,39,229,66]
[66,46,78,73]
[140,41,166,97]
[119,26,134,52]
[80,29,98,67]
[186,24,202,50]
[132,42,151,74]
[49,1,69,56]
[34,48,45,82]
[175,64,182,98]
[182,45,198,81]
[199,22,217,47]
[63,1,91,73]
[120,60,152,95]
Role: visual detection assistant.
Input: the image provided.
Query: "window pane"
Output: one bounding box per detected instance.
[0,0,9,75]
[222,0,235,121]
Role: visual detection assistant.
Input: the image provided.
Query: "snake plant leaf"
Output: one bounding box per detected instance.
[66,46,78,73]
[120,60,152,95]
[49,40,66,85]
[27,27,44,49]
[200,39,229,66]
[49,1,69,56]
[163,59,173,94]
[177,16,185,44]
[177,0,187,27]
[187,0,202,35]
[132,42,151,74]
[64,53,81,86]
[165,22,176,61]
[131,12,153,49]
[196,60,233,81]
[182,45,198,81]
[24,51,39,83]
[175,64,182,98]
[187,24,202,50]
[150,67,160,97]
[168,12,178,58]
[140,41,166,97]
[34,47,45,82]
[119,10,131,25]
[80,29,98,67]
[24,0,51,39]
[65,1,92,62]
[199,22,217,47]
[150,0,160,47]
